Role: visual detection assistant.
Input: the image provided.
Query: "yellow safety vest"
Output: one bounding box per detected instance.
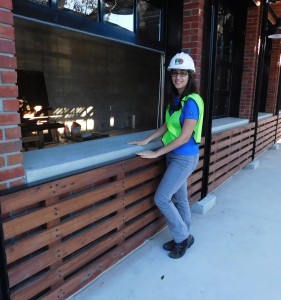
[162,93,204,145]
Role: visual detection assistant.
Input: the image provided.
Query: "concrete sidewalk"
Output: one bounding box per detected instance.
[68,142,281,300]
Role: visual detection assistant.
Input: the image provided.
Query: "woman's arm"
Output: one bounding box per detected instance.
[136,118,196,159]
[128,123,167,146]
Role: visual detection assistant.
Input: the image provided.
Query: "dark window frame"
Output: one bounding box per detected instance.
[12,0,166,52]
[212,0,247,119]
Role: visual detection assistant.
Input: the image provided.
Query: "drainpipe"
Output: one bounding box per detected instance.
[201,0,218,199]
[0,219,9,300]
[251,0,269,160]
[158,54,165,127]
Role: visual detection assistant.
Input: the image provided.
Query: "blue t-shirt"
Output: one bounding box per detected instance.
[169,96,199,155]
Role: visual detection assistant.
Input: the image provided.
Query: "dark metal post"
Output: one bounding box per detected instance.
[251,0,269,160]
[201,0,218,198]
[274,68,281,142]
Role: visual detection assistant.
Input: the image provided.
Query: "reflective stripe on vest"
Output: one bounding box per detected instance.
[162,93,204,145]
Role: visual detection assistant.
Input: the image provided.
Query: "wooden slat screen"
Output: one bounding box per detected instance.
[208,123,255,193]
[0,147,205,300]
[0,156,167,300]
[255,116,278,157]
[2,115,280,299]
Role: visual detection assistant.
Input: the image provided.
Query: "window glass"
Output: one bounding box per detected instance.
[213,6,234,118]
[103,0,134,32]
[212,0,247,119]
[58,0,99,21]
[15,18,161,141]
[28,0,49,5]
[138,0,161,41]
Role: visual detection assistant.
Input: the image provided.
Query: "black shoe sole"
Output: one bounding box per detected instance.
[168,235,194,259]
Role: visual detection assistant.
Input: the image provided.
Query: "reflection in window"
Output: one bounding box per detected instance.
[28,0,49,5]
[58,0,99,20]
[138,0,161,41]
[104,0,134,32]
[213,5,234,118]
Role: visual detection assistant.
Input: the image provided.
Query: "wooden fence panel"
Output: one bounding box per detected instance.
[0,156,168,300]
[255,116,278,157]
[0,131,208,300]
[208,123,255,193]
[3,116,280,299]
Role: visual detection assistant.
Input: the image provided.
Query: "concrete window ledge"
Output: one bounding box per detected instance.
[211,113,274,134]
[258,112,273,120]
[23,130,162,185]
[22,113,276,185]
[211,117,249,134]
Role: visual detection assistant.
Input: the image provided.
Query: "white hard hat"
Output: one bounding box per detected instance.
[167,52,195,73]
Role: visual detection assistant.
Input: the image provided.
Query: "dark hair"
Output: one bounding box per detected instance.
[168,71,197,111]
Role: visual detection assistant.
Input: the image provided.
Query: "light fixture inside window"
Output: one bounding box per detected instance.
[269,18,281,39]
[268,26,281,39]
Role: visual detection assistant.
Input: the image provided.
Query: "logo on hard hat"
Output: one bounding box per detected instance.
[175,58,184,65]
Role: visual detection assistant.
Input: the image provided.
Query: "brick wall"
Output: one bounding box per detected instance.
[266,39,281,113]
[182,0,205,91]
[0,0,25,191]
[239,5,261,119]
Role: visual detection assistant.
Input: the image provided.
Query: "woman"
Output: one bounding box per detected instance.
[128,52,204,259]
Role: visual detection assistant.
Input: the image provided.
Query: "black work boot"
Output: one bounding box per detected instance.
[168,235,194,259]
[163,240,175,251]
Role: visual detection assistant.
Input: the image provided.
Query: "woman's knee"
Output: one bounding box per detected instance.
[154,191,170,208]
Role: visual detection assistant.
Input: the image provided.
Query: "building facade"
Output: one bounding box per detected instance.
[0,0,281,299]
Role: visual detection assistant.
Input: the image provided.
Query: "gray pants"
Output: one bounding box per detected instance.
[154,152,199,243]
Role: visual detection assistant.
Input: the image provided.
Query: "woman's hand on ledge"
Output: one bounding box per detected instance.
[127,140,148,146]
[136,150,159,159]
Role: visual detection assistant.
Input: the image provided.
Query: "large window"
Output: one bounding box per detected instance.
[213,0,247,118]
[15,18,161,137]
[18,0,164,51]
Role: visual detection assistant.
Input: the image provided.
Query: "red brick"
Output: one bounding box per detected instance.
[0,9,13,25]
[0,39,15,54]
[0,128,3,139]
[0,140,22,154]
[0,0,13,10]
[0,113,20,125]
[183,16,199,23]
[7,153,23,165]
[0,24,14,39]
[3,99,19,112]
[0,55,17,69]
[5,126,21,139]
[0,166,24,181]
[1,71,17,83]
[0,85,18,97]
[0,182,8,191]
[9,177,25,188]
[0,155,5,167]
[184,2,200,11]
